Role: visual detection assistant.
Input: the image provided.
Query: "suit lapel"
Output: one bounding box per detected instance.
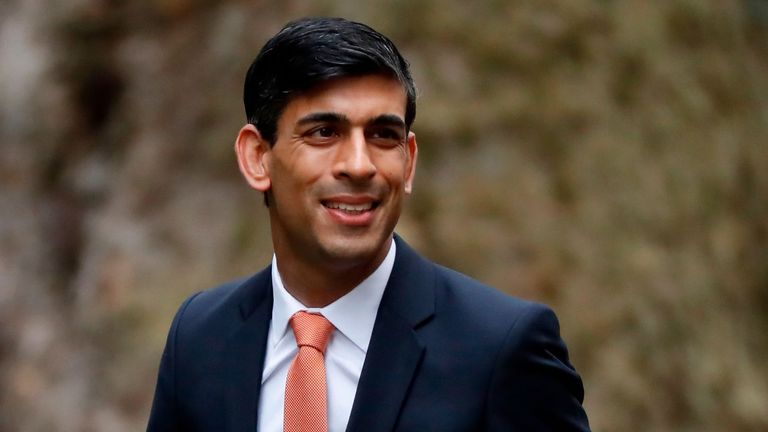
[222,267,273,432]
[346,236,435,432]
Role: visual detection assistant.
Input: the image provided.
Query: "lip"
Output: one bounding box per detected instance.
[321,195,380,226]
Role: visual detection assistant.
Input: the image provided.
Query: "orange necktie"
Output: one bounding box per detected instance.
[284,311,335,432]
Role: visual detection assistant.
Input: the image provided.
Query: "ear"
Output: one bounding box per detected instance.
[404,131,418,194]
[234,124,272,192]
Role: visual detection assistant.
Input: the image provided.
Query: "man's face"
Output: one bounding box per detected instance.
[246,75,417,271]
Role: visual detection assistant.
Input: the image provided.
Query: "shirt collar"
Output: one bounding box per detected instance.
[269,239,395,353]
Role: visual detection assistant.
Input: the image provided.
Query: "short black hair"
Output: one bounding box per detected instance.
[243,17,416,145]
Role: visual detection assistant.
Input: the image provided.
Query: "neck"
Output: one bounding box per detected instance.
[275,239,391,308]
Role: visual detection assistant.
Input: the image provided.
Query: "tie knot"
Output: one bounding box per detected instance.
[290,311,334,353]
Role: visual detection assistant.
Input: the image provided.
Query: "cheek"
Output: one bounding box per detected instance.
[376,160,409,187]
[372,148,408,172]
[287,149,332,182]
[270,162,332,216]
[272,151,322,186]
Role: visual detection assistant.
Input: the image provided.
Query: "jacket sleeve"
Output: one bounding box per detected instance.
[146,293,200,432]
[486,303,591,431]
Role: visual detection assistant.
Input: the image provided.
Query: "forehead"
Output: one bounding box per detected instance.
[279,75,407,127]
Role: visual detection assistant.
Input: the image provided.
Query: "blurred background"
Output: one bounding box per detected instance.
[1,0,767,430]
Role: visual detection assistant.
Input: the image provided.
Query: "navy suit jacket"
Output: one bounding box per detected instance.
[147,235,590,431]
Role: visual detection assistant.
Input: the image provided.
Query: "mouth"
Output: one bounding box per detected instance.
[321,200,380,214]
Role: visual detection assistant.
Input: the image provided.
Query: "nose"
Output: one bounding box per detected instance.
[333,130,376,181]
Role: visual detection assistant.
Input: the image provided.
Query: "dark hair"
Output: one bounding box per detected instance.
[243,17,417,144]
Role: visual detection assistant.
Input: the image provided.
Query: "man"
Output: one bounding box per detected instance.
[147,17,590,432]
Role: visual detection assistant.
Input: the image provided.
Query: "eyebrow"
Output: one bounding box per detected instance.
[369,114,406,130]
[296,112,406,130]
[296,112,349,126]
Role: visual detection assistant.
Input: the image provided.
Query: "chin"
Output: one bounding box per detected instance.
[318,232,390,266]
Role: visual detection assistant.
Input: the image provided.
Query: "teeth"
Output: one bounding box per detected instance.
[325,202,373,212]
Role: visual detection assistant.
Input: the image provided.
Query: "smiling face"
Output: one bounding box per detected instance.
[236,75,417,278]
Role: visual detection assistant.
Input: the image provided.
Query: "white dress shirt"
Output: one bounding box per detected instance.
[257,240,396,432]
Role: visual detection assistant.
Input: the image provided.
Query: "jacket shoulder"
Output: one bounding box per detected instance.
[173,266,272,341]
[429,263,590,430]
[432,262,548,320]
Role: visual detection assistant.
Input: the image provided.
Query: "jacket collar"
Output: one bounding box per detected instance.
[225,267,273,432]
[345,234,436,431]
[226,234,436,432]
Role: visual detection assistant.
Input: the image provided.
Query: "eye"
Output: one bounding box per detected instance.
[304,125,340,144]
[313,127,337,138]
[368,127,404,146]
